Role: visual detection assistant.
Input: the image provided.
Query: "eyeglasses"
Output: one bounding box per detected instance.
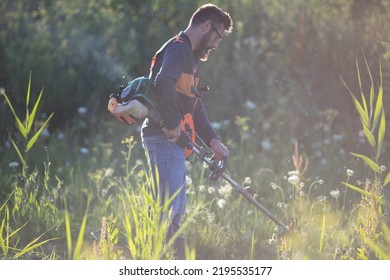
[210,23,223,40]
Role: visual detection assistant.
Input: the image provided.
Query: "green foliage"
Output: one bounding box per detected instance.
[1,74,54,172]
[1,0,390,260]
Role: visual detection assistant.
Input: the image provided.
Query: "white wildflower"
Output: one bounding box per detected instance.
[57,132,65,140]
[218,184,233,197]
[330,189,340,199]
[207,187,216,194]
[186,176,193,186]
[261,139,272,151]
[217,199,226,209]
[78,107,88,114]
[245,100,257,110]
[316,195,327,202]
[288,170,299,176]
[288,175,300,185]
[9,161,19,168]
[80,147,89,154]
[243,177,252,185]
[277,202,286,209]
[346,169,354,177]
[104,168,114,178]
[198,185,205,192]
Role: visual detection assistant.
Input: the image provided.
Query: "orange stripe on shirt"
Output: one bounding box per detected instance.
[176,73,195,97]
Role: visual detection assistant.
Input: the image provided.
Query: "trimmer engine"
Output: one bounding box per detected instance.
[108,77,156,125]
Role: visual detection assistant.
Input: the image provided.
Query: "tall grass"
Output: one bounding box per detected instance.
[1,63,389,260]
[1,73,54,175]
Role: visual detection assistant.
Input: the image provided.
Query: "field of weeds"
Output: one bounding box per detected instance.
[1,60,389,260]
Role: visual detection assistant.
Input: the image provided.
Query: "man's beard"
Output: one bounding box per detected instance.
[194,32,214,61]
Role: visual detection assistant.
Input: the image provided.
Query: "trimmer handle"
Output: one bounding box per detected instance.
[209,156,228,181]
[177,132,193,149]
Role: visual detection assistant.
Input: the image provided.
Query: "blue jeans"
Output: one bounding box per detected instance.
[142,135,187,240]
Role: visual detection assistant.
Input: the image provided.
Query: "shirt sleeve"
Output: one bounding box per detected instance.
[154,44,190,130]
[193,98,220,146]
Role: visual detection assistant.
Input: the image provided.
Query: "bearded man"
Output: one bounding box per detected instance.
[141,3,233,258]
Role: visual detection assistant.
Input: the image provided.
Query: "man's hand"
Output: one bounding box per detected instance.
[209,138,229,160]
[163,124,181,143]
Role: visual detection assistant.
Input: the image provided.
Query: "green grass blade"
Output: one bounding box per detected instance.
[362,233,390,259]
[372,81,383,133]
[0,207,9,256]
[350,152,380,173]
[26,87,44,134]
[376,109,385,161]
[341,78,370,128]
[383,172,390,187]
[10,138,26,166]
[13,236,58,259]
[319,206,326,254]
[362,124,376,147]
[26,113,54,152]
[2,92,27,138]
[73,210,88,260]
[65,211,72,259]
[356,59,363,94]
[26,72,32,121]
[363,54,374,118]
[383,223,390,244]
[360,91,369,121]
[342,182,383,204]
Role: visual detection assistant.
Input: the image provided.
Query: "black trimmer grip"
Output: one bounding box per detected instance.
[177,132,193,149]
[209,157,228,181]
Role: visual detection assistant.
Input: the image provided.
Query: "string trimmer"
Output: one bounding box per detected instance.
[108,76,289,234]
[177,133,289,234]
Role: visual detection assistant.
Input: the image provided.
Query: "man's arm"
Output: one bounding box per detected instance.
[193,99,229,160]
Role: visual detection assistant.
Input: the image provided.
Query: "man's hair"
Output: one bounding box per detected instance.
[190,3,233,35]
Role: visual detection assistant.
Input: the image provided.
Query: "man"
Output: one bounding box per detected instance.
[141,3,233,257]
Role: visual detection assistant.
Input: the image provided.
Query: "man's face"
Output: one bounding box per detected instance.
[195,22,224,61]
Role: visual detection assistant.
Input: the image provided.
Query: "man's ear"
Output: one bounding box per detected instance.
[200,20,211,34]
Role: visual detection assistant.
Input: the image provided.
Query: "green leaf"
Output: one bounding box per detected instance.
[2,91,27,138]
[10,138,26,166]
[363,55,374,117]
[65,211,72,258]
[13,235,58,259]
[26,72,32,115]
[384,172,390,187]
[362,124,376,147]
[350,152,380,173]
[26,113,54,152]
[342,182,383,204]
[372,81,383,133]
[361,231,390,260]
[360,91,369,121]
[341,78,370,128]
[27,87,44,134]
[356,59,363,93]
[73,209,88,260]
[376,108,385,161]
